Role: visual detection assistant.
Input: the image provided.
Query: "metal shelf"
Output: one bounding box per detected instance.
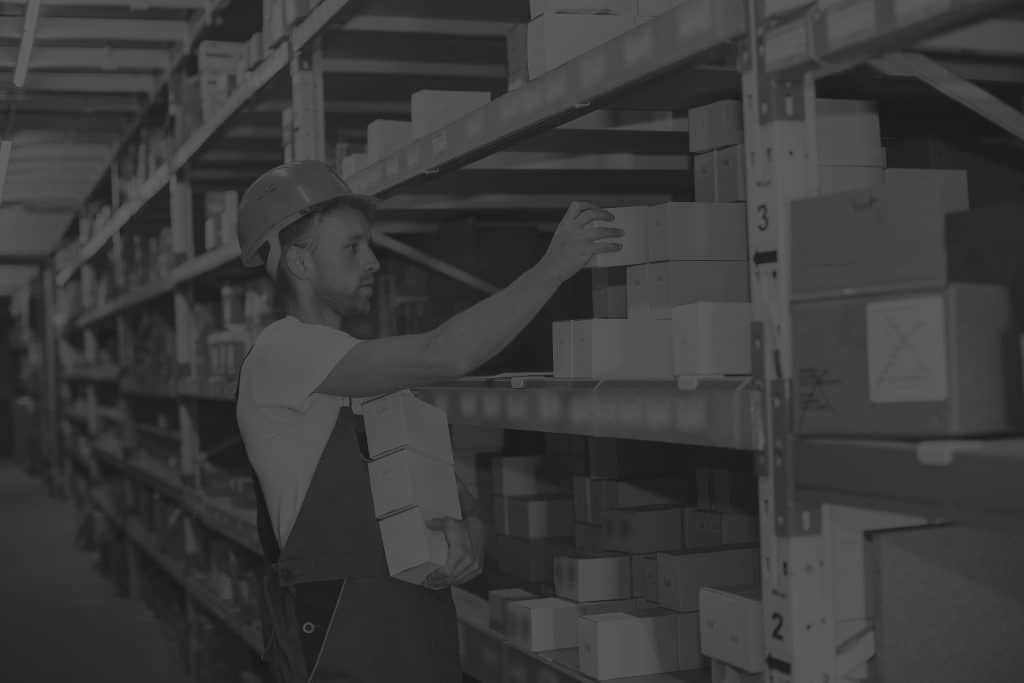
[124,518,187,583]
[184,488,261,556]
[124,455,185,503]
[416,376,758,450]
[347,0,745,199]
[795,437,1024,531]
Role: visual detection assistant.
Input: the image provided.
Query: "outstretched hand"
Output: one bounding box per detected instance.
[423,516,486,589]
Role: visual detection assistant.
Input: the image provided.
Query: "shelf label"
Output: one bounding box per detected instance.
[459,391,478,417]
[624,26,655,66]
[507,394,528,420]
[893,0,952,24]
[580,53,606,89]
[483,392,502,419]
[866,294,948,403]
[826,0,876,49]
[406,144,421,167]
[544,72,569,103]
[431,131,448,155]
[678,0,713,43]
[465,112,485,139]
[538,391,562,421]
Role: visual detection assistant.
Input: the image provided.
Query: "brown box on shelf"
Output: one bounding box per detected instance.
[657,547,759,612]
[647,261,750,319]
[578,607,682,679]
[553,552,632,603]
[793,284,1018,437]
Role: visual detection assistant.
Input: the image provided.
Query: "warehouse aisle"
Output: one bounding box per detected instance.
[0,460,192,683]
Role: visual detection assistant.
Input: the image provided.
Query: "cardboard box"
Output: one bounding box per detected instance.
[791,169,970,297]
[820,164,885,195]
[507,597,581,651]
[677,609,704,670]
[700,586,764,672]
[722,512,758,545]
[553,320,574,378]
[793,284,1016,436]
[378,506,448,585]
[573,476,593,521]
[554,553,632,602]
[603,506,683,554]
[571,318,674,379]
[451,425,504,453]
[657,547,759,612]
[688,100,743,154]
[411,90,492,138]
[509,496,574,539]
[366,119,413,163]
[626,264,652,317]
[362,391,453,463]
[712,659,762,683]
[576,522,606,553]
[531,0,639,18]
[489,588,538,634]
[592,267,628,319]
[817,99,884,166]
[592,478,687,516]
[694,151,717,202]
[715,144,746,202]
[631,554,659,601]
[578,608,680,679]
[671,302,752,376]
[683,508,724,549]
[527,14,637,79]
[647,202,747,263]
[648,261,750,319]
[367,448,461,520]
[586,206,651,268]
[492,455,560,496]
[340,153,367,178]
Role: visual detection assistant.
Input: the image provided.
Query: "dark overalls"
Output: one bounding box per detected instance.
[244,396,461,682]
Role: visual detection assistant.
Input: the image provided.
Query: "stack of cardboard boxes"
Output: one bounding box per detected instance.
[699,586,765,683]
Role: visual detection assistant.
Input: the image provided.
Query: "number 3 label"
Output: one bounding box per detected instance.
[757,204,769,231]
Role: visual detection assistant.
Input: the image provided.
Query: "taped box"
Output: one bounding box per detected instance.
[647,202,748,263]
[368,448,461,520]
[793,284,1018,437]
[362,390,453,463]
[378,506,448,586]
[554,553,632,602]
[578,607,681,680]
[507,597,582,651]
[571,318,673,379]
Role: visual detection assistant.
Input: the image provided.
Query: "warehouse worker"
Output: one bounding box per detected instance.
[234,160,620,682]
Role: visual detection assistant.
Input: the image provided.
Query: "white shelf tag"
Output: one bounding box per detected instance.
[867,294,948,404]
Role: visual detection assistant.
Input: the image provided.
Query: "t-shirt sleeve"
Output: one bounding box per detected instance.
[246,319,360,411]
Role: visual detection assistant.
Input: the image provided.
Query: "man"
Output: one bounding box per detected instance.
[234,160,621,682]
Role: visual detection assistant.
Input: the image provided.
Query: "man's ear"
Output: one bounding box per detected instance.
[283,245,312,282]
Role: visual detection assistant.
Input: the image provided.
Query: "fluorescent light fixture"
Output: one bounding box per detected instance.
[0,139,11,206]
[13,0,43,88]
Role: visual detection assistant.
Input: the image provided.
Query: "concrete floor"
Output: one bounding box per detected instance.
[0,459,192,683]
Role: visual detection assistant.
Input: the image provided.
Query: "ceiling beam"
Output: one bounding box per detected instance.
[2,71,157,93]
[321,57,504,80]
[0,17,188,43]
[342,15,516,38]
[0,46,171,72]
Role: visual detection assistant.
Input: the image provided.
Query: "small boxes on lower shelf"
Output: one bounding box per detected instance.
[700,586,764,673]
[570,318,674,379]
[507,597,581,651]
[578,607,681,680]
[489,588,538,634]
[554,553,632,603]
[378,506,448,586]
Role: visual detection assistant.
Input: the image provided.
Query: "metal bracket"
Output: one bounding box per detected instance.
[751,321,770,476]
[753,0,808,125]
[771,379,820,537]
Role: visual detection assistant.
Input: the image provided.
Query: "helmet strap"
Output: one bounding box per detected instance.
[265,236,283,279]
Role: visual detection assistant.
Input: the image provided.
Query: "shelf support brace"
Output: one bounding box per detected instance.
[871,52,1024,145]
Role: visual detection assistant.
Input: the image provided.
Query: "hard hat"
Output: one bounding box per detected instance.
[237,160,377,273]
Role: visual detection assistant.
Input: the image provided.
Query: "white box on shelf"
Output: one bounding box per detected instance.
[378,506,448,585]
[411,90,492,138]
[631,553,659,601]
[366,119,413,163]
[700,585,764,673]
[626,264,652,317]
[649,262,750,319]
[657,547,759,612]
[368,448,461,520]
[507,597,582,651]
[552,320,575,378]
[527,14,637,79]
[554,553,632,602]
[694,150,717,202]
[362,390,453,463]
[578,608,681,680]
[671,302,752,376]
[647,202,747,263]
[586,206,651,268]
[688,100,743,153]
[508,496,574,539]
[715,144,746,202]
[817,99,884,167]
[489,588,538,633]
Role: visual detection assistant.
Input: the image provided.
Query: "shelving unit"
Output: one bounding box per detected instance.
[10,0,1020,681]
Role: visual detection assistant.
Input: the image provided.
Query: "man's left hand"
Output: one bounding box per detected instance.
[424,516,486,588]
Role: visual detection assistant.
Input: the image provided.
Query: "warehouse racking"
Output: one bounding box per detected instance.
[11,0,1023,680]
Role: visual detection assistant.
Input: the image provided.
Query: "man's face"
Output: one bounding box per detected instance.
[308,205,380,317]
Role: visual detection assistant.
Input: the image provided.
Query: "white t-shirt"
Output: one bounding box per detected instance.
[236,316,360,547]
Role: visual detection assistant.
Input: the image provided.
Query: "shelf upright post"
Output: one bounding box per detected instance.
[41,260,62,492]
[171,167,199,483]
[742,1,828,681]
[83,323,99,438]
[290,36,327,162]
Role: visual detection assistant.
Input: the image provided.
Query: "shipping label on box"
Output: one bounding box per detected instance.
[489,588,538,633]
[368,448,461,520]
[688,100,743,154]
[579,608,681,680]
[554,553,632,602]
[647,202,748,263]
[671,302,753,377]
[700,585,764,673]
[507,597,582,651]
[508,496,574,539]
[587,206,651,268]
[362,390,453,463]
[378,506,449,586]
[657,547,759,612]
[793,285,1015,436]
[631,553,659,601]
[603,506,683,554]
[571,318,673,379]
